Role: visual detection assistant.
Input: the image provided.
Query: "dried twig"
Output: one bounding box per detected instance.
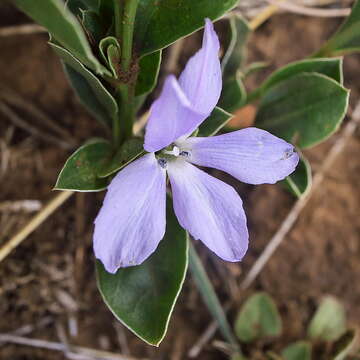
[0,24,46,37]
[0,191,74,263]
[0,200,41,213]
[266,0,351,17]
[188,101,360,357]
[0,334,146,360]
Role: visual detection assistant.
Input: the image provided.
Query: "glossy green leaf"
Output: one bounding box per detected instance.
[282,342,312,360]
[55,139,111,191]
[14,0,108,75]
[315,0,360,56]
[222,14,251,79]
[219,76,247,113]
[255,73,349,149]
[235,292,282,343]
[96,203,188,346]
[99,37,121,78]
[283,154,312,198]
[135,0,238,56]
[197,107,233,137]
[308,296,346,341]
[331,329,357,360]
[135,51,162,97]
[263,58,344,90]
[50,42,118,127]
[82,10,104,43]
[98,138,145,178]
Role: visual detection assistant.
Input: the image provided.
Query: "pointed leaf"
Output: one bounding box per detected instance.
[50,42,118,127]
[99,37,121,78]
[82,10,105,43]
[135,51,162,97]
[197,107,233,137]
[96,203,188,346]
[308,296,346,341]
[222,14,251,79]
[255,73,349,149]
[14,0,108,75]
[315,0,360,56]
[331,329,357,360]
[219,76,247,113]
[135,0,238,56]
[283,154,312,198]
[98,138,145,178]
[282,342,312,360]
[263,58,344,90]
[235,292,282,343]
[55,139,112,191]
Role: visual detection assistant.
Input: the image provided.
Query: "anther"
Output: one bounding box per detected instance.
[282,148,295,160]
[180,150,191,158]
[157,158,168,169]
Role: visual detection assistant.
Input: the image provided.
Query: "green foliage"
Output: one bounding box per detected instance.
[50,42,118,127]
[315,0,360,56]
[197,107,233,137]
[135,0,238,56]
[14,0,108,75]
[308,296,347,341]
[135,51,162,97]
[235,292,282,343]
[282,341,312,360]
[220,14,251,112]
[330,329,357,360]
[283,155,312,198]
[256,73,349,149]
[55,139,112,191]
[99,37,121,78]
[98,138,145,178]
[96,203,188,346]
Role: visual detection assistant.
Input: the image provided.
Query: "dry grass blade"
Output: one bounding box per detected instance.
[0,24,46,37]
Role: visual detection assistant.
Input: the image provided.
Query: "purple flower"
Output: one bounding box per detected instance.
[94,19,299,273]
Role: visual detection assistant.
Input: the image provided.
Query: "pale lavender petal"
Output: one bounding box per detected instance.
[180,128,299,185]
[144,19,222,152]
[167,159,248,262]
[93,153,166,273]
[179,18,222,115]
[144,75,206,152]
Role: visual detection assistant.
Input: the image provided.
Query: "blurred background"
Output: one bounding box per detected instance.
[0,0,359,359]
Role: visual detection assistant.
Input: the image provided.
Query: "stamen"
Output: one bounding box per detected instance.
[163,146,180,156]
[180,150,191,158]
[157,158,168,169]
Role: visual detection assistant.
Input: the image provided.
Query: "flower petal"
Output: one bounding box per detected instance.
[144,75,205,152]
[181,128,300,185]
[144,19,222,152]
[167,159,248,262]
[93,153,166,273]
[179,18,222,115]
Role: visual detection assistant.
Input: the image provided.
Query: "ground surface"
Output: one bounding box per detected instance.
[0,2,359,359]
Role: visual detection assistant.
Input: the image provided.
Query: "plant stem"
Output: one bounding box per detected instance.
[113,0,123,40]
[114,0,139,145]
[188,241,242,355]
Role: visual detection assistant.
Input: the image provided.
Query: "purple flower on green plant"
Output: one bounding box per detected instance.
[94,19,299,273]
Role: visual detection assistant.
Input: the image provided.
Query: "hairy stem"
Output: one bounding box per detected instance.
[188,241,242,355]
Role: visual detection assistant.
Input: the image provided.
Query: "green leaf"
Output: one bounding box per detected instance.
[255,73,349,149]
[135,0,238,56]
[219,76,247,113]
[96,202,188,346]
[315,0,360,56]
[55,139,112,191]
[98,138,145,178]
[262,58,344,90]
[14,0,108,75]
[198,107,233,137]
[243,61,269,78]
[282,342,312,360]
[66,0,100,15]
[99,37,121,78]
[307,296,346,341]
[82,10,104,43]
[330,329,357,360]
[283,154,312,198]
[222,14,251,79]
[235,292,282,343]
[50,42,118,127]
[135,51,162,97]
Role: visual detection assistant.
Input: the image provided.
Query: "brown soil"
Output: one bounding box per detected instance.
[0,4,359,360]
